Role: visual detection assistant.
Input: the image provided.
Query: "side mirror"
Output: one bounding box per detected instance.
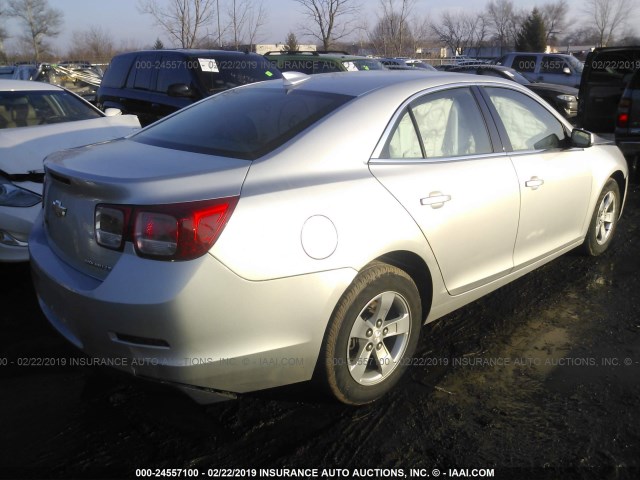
[104,108,122,117]
[571,128,593,148]
[167,83,195,98]
[563,67,571,75]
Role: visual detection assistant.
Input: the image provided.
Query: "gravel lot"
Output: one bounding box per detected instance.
[1,184,639,480]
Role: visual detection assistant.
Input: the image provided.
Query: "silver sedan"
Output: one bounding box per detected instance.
[30,71,628,405]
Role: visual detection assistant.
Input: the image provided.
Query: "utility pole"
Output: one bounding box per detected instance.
[217,0,222,47]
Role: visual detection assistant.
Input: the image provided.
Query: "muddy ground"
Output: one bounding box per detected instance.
[1,185,639,480]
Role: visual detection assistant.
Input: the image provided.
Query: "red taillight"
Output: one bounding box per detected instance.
[617,112,629,128]
[617,97,631,128]
[95,197,238,261]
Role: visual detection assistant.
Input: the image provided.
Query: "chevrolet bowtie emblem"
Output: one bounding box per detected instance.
[52,200,67,218]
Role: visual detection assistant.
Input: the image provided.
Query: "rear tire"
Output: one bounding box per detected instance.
[319,262,422,405]
[581,178,620,256]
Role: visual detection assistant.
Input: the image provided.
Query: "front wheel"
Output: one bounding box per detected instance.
[581,178,621,256]
[318,262,422,405]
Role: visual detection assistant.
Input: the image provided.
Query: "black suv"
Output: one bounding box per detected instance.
[578,47,640,133]
[616,68,640,180]
[96,49,282,126]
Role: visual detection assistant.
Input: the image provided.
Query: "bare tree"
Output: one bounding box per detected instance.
[432,10,488,57]
[138,0,216,48]
[7,0,62,62]
[585,0,632,47]
[67,26,115,63]
[541,0,568,45]
[486,0,514,53]
[0,22,8,62]
[293,0,360,50]
[410,14,432,55]
[370,0,417,57]
[226,0,268,50]
[505,7,527,49]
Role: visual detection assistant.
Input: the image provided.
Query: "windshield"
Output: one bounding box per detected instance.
[195,56,282,94]
[0,91,101,129]
[132,87,353,160]
[343,59,385,72]
[502,69,531,85]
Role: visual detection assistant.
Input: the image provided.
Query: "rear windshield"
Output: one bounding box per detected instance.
[195,56,282,94]
[132,87,353,160]
[586,50,640,84]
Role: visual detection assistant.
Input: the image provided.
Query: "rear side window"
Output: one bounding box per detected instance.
[102,55,134,88]
[315,61,342,73]
[130,54,156,90]
[512,55,537,73]
[383,88,492,159]
[541,56,568,74]
[275,59,315,74]
[132,88,353,160]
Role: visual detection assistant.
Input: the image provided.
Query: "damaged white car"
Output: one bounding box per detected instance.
[0,80,140,261]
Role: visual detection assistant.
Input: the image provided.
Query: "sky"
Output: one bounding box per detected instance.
[0,0,634,55]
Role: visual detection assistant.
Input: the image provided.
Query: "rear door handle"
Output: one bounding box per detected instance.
[420,192,451,209]
[525,177,544,190]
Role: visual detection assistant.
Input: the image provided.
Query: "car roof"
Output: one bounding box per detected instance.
[115,49,264,58]
[0,79,63,92]
[265,51,373,61]
[249,70,517,98]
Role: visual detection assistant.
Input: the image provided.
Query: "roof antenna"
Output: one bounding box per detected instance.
[282,71,311,90]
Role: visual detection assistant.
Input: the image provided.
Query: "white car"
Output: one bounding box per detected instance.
[0,80,140,261]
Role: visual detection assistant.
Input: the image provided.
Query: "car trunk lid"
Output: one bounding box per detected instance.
[43,139,251,280]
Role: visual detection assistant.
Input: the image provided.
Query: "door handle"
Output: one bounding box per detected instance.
[525,177,544,190]
[420,192,451,209]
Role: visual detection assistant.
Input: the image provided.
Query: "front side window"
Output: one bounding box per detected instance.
[132,88,353,160]
[485,87,567,151]
[156,55,193,93]
[383,88,492,159]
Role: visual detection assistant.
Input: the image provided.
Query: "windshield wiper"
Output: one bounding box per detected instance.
[0,168,45,183]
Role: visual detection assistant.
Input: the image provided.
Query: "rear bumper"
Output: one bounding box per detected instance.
[616,138,640,157]
[29,219,356,401]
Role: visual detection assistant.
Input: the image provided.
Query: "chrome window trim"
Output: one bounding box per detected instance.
[369,151,509,165]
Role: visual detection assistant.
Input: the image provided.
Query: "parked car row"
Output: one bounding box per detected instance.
[0,48,632,406]
[447,64,578,121]
[495,52,583,88]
